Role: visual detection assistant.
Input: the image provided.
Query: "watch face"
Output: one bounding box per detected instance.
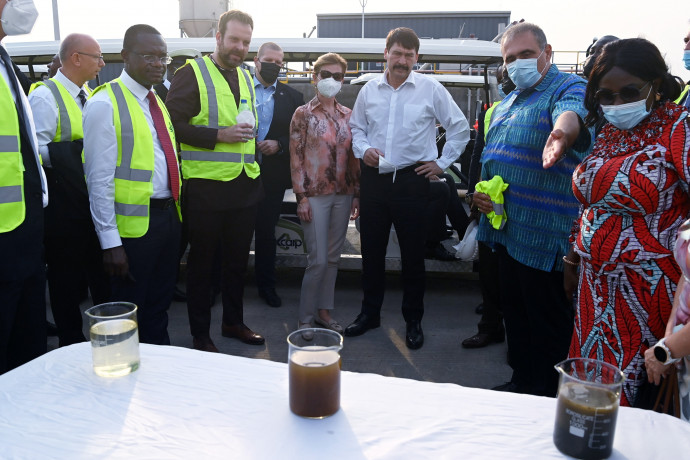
[654,344,668,363]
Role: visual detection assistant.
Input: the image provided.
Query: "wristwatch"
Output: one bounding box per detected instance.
[464,192,474,205]
[653,338,681,365]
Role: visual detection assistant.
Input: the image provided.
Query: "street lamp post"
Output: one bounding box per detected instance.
[359,0,367,39]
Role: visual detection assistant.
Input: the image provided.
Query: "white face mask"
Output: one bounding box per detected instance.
[316,77,341,99]
[600,87,653,131]
[1,0,38,36]
[506,50,545,89]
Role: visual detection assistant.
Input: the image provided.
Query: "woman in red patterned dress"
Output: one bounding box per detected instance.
[564,38,689,406]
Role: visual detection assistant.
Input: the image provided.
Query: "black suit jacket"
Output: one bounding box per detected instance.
[154,81,169,102]
[259,81,304,192]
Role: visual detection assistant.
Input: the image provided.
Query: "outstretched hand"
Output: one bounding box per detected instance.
[542,128,568,168]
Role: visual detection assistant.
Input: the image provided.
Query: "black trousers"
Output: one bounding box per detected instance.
[0,185,45,374]
[359,164,429,322]
[497,245,573,397]
[254,188,285,291]
[186,204,258,338]
[45,229,110,346]
[476,241,503,334]
[112,205,180,345]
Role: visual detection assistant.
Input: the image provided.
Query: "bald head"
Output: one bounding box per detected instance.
[58,33,104,86]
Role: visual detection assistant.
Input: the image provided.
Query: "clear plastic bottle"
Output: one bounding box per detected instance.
[236,98,255,127]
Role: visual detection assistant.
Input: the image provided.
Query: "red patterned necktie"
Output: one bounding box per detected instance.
[146,91,179,201]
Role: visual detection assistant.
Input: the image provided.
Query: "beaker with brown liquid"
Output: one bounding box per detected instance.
[287,328,343,418]
[553,358,625,459]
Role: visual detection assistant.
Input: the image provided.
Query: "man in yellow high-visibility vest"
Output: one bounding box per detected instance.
[166,9,265,352]
[0,0,48,374]
[83,24,182,345]
[29,33,109,347]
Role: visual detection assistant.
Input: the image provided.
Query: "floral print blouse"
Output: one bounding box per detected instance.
[289,97,360,200]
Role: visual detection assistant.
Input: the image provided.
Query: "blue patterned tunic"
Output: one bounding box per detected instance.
[477,65,593,271]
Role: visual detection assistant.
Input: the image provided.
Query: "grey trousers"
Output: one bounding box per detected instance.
[298,193,353,323]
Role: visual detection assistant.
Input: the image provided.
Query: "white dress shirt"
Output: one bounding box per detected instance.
[0,44,48,207]
[83,70,171,250]
[28,68,86,168]
[349,71,470,171]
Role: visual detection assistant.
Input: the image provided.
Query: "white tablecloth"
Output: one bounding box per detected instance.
[0,343,688,459]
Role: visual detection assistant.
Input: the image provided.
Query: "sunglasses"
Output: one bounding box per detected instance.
[594,81,652,106]
[318,70,344,81]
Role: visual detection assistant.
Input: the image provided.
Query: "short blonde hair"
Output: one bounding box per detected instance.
[313,53,347,76]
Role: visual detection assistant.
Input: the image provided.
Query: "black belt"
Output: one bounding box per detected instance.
[150,197,175,209]
[365,163,420,175]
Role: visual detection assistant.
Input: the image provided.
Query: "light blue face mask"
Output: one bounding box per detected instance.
[506,50,545,89]
[497,87,507,99]
[600,85,653,130]
[684,50,690,71]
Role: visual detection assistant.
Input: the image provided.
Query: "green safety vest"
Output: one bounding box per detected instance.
[30,78,84,142]
[483,102,500,142]
[675,85,689,106]
[90,79,180,238]
[0,73,24,232]
[179,56,259,181]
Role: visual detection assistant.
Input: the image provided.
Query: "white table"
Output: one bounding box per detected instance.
[1,343,688,459]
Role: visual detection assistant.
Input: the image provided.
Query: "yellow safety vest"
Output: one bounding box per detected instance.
[90,79,180,238]
[675,85,689,106]
[179,56,259,181]
[0,73,24,232]
[483,102,500,142]
[476,175,509,230]
[30,78,84,142]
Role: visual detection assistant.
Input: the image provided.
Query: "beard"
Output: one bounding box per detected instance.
[217,41,245,68]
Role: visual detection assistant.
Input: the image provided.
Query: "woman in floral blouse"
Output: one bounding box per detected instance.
[290,53,360,334]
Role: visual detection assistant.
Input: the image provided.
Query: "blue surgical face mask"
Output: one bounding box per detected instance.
[497,87,507,99]
[506,50,546,89]
[684,50,690,71]
[600,85,653,130]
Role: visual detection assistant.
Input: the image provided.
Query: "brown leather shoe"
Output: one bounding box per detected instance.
[461,331,505,349]
[221,323,265,345]
[192,336,219,353]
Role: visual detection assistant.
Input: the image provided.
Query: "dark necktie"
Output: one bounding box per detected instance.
[146,91,180,201]
[78,89,87,108]
[0,46,27,132]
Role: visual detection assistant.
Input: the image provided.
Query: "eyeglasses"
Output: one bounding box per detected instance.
[131,52,173,65]
[318,70,344,81]
[594,81,652,105]
[74,51,104,61]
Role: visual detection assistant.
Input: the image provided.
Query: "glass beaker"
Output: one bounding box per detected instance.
[84,302,140,377]
[287,328,343,418]
[553,358,625,459]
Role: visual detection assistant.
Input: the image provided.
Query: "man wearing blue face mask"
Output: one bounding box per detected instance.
[472,22,593,397]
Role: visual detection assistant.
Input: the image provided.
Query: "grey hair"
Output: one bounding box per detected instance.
[501,22,547,51]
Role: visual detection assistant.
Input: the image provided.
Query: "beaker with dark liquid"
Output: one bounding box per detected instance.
[553,358,625,459]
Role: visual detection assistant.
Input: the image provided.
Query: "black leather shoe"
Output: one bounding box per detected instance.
[221,322,265,345]
[461,330,505,349]
[491,381,522,393]
[343,313,380,337]
[258,288,282,308]
[425,243,456,261]
[405,320,424,350]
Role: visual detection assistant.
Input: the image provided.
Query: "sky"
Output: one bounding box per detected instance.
[4,0,690,80]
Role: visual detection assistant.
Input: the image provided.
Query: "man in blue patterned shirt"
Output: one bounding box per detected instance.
[474,22,593,397]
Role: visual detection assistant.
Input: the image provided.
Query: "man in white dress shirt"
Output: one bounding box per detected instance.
[83,24,181,345]
[29,33,109,347]
[0,0,48,373]
[344,27,470,349]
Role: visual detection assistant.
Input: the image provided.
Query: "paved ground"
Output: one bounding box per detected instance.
[49,265,512,391]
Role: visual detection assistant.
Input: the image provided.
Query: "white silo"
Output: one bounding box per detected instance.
[179,0,232,38]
